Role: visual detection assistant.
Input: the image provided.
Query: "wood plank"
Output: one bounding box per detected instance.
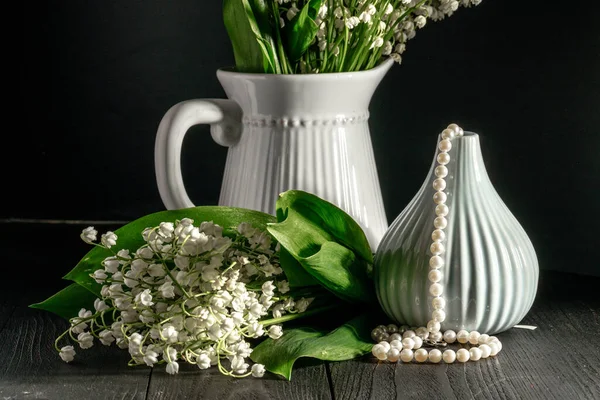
[328,272,600,400]
[0,306,151,400]
[146,359,332,400]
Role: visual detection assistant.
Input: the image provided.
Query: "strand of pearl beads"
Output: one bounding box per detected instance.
[371,123,503,364]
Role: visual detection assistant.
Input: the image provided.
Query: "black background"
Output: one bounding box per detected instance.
[14,0,599,276]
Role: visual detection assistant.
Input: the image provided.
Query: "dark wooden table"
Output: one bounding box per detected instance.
[1,223,599,399]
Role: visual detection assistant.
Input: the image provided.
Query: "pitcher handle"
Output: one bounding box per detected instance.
[154,99,242,210]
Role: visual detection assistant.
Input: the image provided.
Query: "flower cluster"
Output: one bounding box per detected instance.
[273,0,484,73]
[58,219,314,378]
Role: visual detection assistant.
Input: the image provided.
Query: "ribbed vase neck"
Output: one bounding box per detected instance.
[441,132,492,189]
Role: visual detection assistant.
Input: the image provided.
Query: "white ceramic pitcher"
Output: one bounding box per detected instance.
[154,59,394,251]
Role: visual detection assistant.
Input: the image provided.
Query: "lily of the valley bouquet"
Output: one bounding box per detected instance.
[32,191,380,380]
[224,0,482,74]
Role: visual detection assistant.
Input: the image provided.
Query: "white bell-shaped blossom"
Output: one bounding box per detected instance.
[80,227,97,244]
[59,346,76,362]
[101,231,118,248]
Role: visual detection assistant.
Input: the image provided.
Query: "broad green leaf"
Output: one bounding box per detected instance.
[29,283,98,320]
[285,0,323,61]
[267,190,375,303]
[279,246,320,287]
[250,313,374,380]
[223,0,267,72]
[64,206,276,296]
[275,190,373,263]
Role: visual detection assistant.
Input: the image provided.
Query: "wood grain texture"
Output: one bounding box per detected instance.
[146,359,332,400]
[328,272,600,400]
[0,307,151,400]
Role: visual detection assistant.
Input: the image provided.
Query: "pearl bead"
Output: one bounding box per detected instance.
[379,341,391,352]
[456,348,470,362]
[402,330,416,339]
[371,328,382,341]
[372,344,388,360]
[429,349,443,363]
[390,339,402,350]
[412,336,423,349]
[429,256,444,269]
[495,341,503,352]
[432,297,446,310]
[447,123,460,133]
[402,337,415,350]
[488,342,500,356]
[435,165,448,178]
[443,349,456,363]
[430,242,445,255]
[428,269,442,283]
[400,349,414,362]
[468,331,481,345]
[429,331,443,342]
[439,139,452,152]
[488,336,499,344]
[432,309,446,322]
[399,325,409,333]
[389,333,402,342]
[427,320,441,333]
[437,153,450,165]
[433,191,447,205]
[387,324,398,334]
[387,348,400,362]
[479,344,491,358]
[429,283,444,297]
[379,332,389,342]
[435,204,449,217]
[441,128,455,140]
[478,334,490,344]
[433,178,446,191]
[431,229,445,242]
[415,327,429,339]
[414,348,428,362]
[456,330,469,344]
[443,330,457,344]
[469,347,482,361]
[456,127,464,137]
[434,217,448,229]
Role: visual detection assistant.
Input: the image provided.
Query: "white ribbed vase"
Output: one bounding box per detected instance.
[374,132,539,334]
[155,60,393,250]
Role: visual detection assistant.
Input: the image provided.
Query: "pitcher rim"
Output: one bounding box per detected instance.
[217,58,394,80]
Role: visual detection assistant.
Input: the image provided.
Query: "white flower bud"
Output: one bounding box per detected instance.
[166,361,179,375]
[80,226,97,244]
[101,231,118,248]
[252,363,266,378]
[268,325,283,340]
[59,345,76,362]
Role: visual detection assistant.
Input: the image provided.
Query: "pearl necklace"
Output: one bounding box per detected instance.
[371,123,503,364]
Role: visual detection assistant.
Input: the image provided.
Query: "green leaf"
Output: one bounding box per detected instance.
[285,0,323,61]
[267,190,375,304]
[223,0,268,72]
[64,206,276,297]
[279,246,320,287]
[29,283,98,320]
[251,313,374,380]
